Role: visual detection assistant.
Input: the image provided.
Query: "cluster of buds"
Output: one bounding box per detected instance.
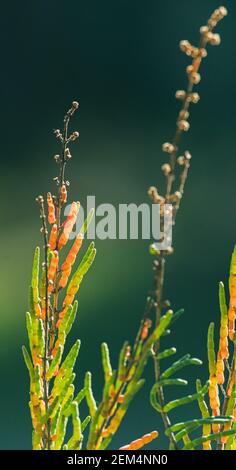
[65,148,72,161]
[207,6,228,29]
[177,150,192,166]
[54,129,63,141]
[68,130,80,143]
[179,40,199,58]
[177,119,190,132]
[162,142,175,154]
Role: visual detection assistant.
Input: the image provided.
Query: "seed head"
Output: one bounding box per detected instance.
[178,120,190,132]
[162,142,175,154]
[190,72,201,84]
[161,163,171,175]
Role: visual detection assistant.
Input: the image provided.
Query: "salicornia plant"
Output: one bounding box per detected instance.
[22,5,236,452]
[23,102,173,451]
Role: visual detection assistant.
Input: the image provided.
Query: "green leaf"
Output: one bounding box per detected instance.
[170,308,184,325]
[161,355,202,379]
[156,347,176,360]
[150,383,162,413]
[207,322,216,376]
[31,247,40,289]
[81,416,91,432]
[57,340,80,377]
[196,379,210,419]
[84,372,97,417]
[67,243,96,294]
[65,301,78,335]
[22,346,34,381]
[184,430,236,450]
[163,382,209,413]
[155,378,188,387]
[166,416,232,435]
[67,402,82,450]
[41,396,60,424]
[80,208,94,235]
[101,343,112,383]
[219,281,228,322]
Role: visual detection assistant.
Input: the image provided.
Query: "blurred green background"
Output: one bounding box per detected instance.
[0,0,235,449]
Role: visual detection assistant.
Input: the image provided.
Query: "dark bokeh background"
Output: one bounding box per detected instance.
[0,0,235,449]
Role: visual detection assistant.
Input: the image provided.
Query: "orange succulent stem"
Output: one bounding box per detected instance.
[36,196,51,450]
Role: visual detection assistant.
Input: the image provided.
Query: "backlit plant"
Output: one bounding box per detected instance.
[22,102,169,450]
[22,5,236,451]
[146,5,236,450]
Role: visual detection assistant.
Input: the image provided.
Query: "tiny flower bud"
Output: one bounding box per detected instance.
[162,142,175,154]
[177,156,185,166]
[199,48,207,58]
[161,163,171,175]
[209,33,221,46]
[178,120,190,132]
[186,65,194,75]
[191,72,201,84]
[200,25,209,35]
[72,101,79,109]
[179,110,189,120]
[54,154,60,163]
[70,131,80,141]
[185,150,192,161]
[175,90,186,100]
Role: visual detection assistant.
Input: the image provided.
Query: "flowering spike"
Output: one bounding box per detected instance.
[101,343,113,383]
[31,247,42,318]
[84,371,97,417]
